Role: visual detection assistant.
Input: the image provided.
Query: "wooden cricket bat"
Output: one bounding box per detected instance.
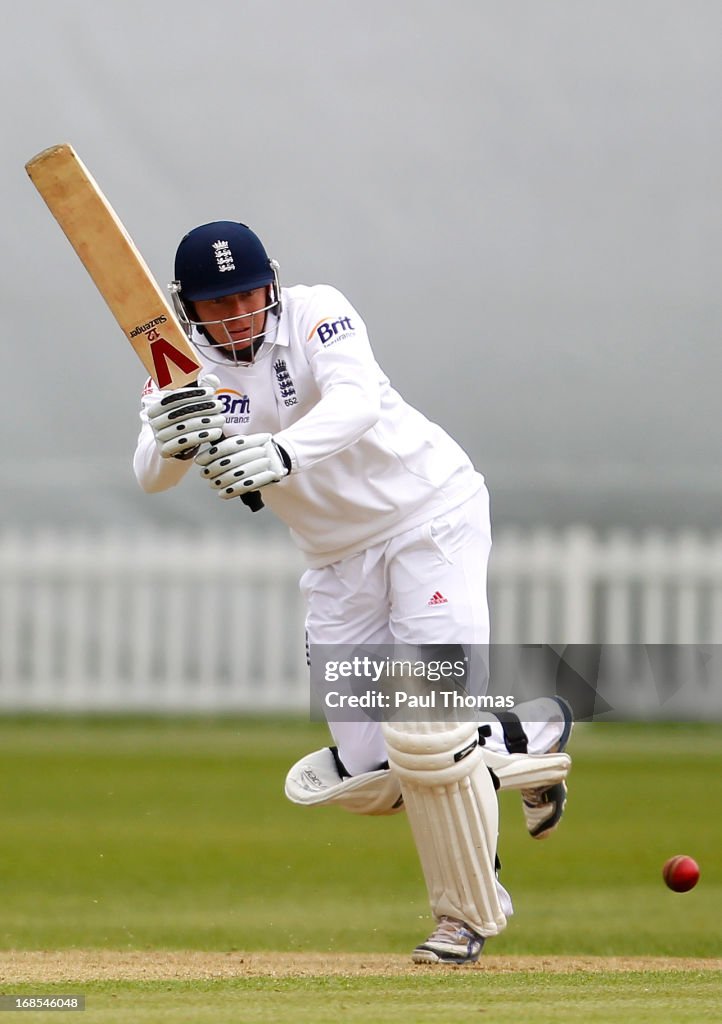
[25,142,262,510]
[25,143,201,390]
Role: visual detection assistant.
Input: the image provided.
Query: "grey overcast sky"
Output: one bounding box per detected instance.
[4,0,722,531]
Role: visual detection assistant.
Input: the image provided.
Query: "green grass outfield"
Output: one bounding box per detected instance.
[0,717,720,1022]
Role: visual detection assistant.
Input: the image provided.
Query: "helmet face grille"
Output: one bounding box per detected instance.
[174,221,274,301]
[191,302,281,367]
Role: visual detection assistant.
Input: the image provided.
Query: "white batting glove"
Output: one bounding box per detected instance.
[147,374,225,459]
[195,433,291,498]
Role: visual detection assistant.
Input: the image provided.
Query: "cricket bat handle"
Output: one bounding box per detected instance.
[241,491,264,512]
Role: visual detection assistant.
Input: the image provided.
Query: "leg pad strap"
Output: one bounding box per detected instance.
[482,749,571,791]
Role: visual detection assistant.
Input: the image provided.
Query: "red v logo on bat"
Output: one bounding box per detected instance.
[149,336,201,388]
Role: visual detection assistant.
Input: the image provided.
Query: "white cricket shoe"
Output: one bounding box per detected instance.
[411,916,485,965]
[521,697,574,839]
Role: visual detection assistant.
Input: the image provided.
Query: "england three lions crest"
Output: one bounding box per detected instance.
[274,359,298,407]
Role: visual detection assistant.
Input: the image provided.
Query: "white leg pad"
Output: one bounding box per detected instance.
[382,719,508,938]
[284,747,404,815]
[482,749,572,791]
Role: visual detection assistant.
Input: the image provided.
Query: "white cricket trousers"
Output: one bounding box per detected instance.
[300,487,562,775]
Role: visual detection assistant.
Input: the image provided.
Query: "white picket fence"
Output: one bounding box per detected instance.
[1,526,721,712]
[488,526,722,645]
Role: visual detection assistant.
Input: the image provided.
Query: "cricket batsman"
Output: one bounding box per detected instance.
[133,221,574,965]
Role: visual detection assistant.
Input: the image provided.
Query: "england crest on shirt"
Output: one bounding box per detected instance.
[274,359,298,407]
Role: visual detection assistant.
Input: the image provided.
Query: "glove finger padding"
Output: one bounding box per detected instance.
[195,434,275,467]
[216,469,282,499]
[148,375,225,459]
[195,434,289,498]
[208,456,269,489]
[196,436,274,480]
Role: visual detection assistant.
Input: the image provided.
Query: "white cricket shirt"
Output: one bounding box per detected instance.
[133,284,483,566]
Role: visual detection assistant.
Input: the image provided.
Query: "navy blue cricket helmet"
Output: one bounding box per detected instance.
[173,221,276,301]
[169,221,282,364]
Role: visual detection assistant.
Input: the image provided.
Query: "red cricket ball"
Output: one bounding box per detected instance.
[662,855,700,892]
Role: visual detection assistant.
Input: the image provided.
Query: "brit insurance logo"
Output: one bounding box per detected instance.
[217,388,250,424]
[307,314,355,347]
[274,359,298,407]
